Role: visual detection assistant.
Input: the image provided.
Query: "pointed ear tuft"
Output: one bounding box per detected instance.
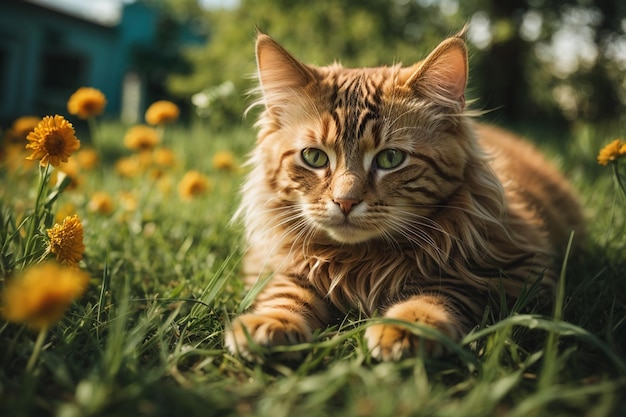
[405,36,468,107]
[256,34,315,105]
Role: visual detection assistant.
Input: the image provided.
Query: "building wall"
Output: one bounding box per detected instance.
[0,0,160,126]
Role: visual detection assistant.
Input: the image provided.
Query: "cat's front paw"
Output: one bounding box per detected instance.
[224,310,312,361]
[364,296,462,361]
[365,321,448,360]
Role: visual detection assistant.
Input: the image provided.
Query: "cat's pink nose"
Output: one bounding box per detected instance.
[334,198,361,215]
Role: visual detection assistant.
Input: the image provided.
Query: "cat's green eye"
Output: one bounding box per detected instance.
[375,148,406,170]
[301,148,329,168]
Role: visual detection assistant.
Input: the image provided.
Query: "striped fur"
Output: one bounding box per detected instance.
[225,33,585,361]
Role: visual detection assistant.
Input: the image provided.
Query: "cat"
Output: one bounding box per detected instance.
[224,30,585,361]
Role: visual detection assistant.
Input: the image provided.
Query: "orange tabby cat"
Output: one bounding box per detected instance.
[225,31,585,361]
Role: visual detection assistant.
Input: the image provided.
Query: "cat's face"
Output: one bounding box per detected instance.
[254,34,469,245]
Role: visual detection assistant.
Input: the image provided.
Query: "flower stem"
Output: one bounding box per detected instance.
[156,125,165,143]
[611,161,626,237]
[611,161,626,200]
[26,326,48,373]
[22,164,50,267]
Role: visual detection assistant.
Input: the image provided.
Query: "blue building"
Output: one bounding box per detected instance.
[0,0,204,125]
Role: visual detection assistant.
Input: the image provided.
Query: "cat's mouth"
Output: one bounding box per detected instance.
[320,220,381,244]
[304,203,382,244]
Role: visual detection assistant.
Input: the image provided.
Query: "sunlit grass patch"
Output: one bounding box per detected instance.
[1,110,625,416]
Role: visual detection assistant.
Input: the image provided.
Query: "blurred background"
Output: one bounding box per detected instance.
[1,0,626,135]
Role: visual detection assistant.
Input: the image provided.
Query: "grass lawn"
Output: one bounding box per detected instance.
[1,117,625,417]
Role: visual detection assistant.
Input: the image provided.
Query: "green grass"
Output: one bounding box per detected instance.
[1,118,625,417]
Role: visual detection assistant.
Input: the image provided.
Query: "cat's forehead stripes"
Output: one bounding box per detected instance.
[327,71,385,151]
[316,116,385,175]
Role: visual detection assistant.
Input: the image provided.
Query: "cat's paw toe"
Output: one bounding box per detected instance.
[365,323,446,361]
[224,311,312,361]
[365,296,462,361]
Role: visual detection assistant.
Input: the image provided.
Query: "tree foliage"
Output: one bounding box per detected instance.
[166,0,626,128]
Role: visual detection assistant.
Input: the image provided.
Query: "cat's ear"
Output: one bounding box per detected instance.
[404,35,468,108]
[255,33,315,108]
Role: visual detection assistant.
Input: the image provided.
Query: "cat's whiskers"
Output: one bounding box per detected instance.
[250,203,307,249]
[372,224,403,253]
[382,213,454,265]
[391,208,457,239]
[417,201,514,243]
[384,216,437,252]
[263,203,326,262]
[253,206,301,237]
[250,212,313,282]
[291,216,318,257]
[417,203,484,216]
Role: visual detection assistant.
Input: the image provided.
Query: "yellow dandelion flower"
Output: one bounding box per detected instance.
[178,170,212,200]
[1,262,90,330]
[212,150,237,171]
[145,100,180,126]
[149,167,166,180]
[47,215,85,266]
[67,87,107,119]
[115,156,141,178]
[124,125,159,151]
[5,116,41,143]
[75,148,99,170]
[153,147,176,167]
[598,139,626,165]
[118,191,138,212]
[26,115,80,167]
[2,143,36,172]
[88,191,114,214]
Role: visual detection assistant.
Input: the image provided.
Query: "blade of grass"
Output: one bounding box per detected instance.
[538,231,574,392]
